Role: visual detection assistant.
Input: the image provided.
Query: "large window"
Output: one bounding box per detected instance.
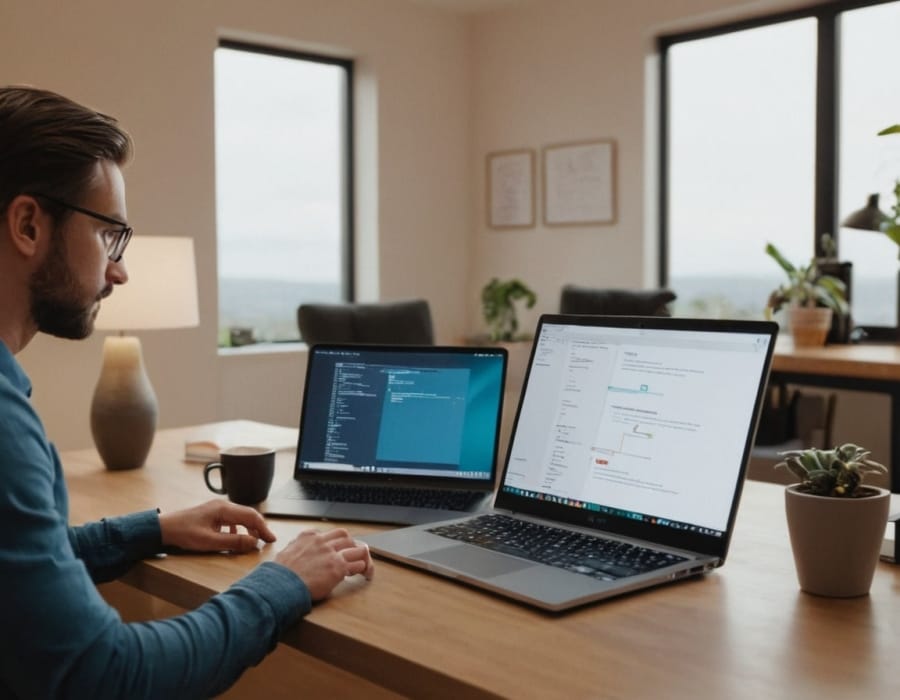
[214,41,353,345]
[660,0,900,335]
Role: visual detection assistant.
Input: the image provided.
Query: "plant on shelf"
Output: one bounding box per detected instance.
[764,237,848,317]
[775,442,890,598]
[774,443,886,498]
[481,277,537,342]
[764,236,849,347]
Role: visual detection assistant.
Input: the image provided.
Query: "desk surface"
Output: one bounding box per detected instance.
[773,338,900,382]
[63,422,900,699]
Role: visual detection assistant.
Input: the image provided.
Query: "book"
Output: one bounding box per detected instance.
[184,420,299,463]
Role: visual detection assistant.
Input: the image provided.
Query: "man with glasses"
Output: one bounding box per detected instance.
[0,86,374,698]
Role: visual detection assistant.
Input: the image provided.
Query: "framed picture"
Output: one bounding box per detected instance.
[486,149,535,229]
[542,139,616,226]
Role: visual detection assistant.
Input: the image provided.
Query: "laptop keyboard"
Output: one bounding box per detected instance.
[428,514,688,581]
[296,481,485,511]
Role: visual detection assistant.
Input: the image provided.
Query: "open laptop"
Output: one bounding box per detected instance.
[263,344,507,525]
[363,314,778,611]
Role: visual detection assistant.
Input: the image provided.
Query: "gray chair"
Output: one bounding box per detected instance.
[297,299,434,345]
[559,285,677,316]
[747,387,837,485]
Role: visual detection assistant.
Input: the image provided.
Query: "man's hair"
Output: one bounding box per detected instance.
[0,85,132,217]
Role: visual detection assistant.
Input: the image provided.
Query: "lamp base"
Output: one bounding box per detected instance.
[90,336,158,470]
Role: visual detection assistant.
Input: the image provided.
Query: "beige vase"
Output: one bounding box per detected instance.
[784,485,890,597]
[788,306,833,347]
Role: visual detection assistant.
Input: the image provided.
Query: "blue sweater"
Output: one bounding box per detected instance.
[0,342,312,698]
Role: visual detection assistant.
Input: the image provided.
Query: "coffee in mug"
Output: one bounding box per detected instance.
[203,446,275,505]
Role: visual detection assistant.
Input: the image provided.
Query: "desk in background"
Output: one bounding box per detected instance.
[771,340,900,492]
[63,422,900,699]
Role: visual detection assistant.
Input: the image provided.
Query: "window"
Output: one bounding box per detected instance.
[838,1,900,328]
[660,0,900,335]
[214,41,353,345]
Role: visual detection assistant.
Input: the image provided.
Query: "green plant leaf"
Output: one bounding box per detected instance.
[878,124,900,136]
[764,242,796,275]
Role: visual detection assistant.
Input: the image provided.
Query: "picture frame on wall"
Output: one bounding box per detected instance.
[542,139,616,226]
[486,149,535,229]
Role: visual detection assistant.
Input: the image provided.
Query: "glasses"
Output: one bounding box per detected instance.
[28,192,133,263]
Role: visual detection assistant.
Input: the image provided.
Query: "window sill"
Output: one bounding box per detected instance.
[217,341,307,358]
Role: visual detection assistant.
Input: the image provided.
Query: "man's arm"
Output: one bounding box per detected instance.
[68,510,162,582]
[0,385,310,699]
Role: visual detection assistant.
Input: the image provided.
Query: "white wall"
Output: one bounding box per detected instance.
[3,0,473,449]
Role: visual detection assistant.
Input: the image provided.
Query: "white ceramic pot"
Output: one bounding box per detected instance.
[784,484,890,597]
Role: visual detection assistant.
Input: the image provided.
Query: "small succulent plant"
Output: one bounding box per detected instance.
[775,443,886,498]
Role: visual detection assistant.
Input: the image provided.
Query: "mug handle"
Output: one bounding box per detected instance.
[203,462,227,495]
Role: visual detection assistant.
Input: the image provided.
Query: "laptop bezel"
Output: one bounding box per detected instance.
[492,313,778,561]
[292,343,508,489]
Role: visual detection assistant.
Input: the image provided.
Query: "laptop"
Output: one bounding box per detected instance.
[262,343,507,525]
[362,314,778,611]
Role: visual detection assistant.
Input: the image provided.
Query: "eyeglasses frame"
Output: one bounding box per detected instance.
[26,192,133,263]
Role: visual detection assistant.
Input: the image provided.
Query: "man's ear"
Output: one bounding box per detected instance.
[4,195,46,257]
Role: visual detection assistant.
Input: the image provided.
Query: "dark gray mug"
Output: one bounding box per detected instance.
[203,446,275,505]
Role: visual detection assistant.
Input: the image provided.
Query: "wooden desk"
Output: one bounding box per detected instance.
[771,340,900,491]
[63,423,900,699]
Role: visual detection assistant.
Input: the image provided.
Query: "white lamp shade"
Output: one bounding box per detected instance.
[95,236,200,331]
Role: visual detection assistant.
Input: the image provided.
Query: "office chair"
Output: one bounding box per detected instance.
[746,385,838,485]
[297,299,435,345]
[559,285,677,316]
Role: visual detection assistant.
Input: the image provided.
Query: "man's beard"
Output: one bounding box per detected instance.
[30,232,106,340]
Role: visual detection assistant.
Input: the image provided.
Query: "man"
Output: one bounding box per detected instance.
[0,85,374,698]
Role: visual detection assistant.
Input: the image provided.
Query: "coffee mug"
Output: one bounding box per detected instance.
[203,446,275,505]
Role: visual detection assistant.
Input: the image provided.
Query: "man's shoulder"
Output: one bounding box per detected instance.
[0,373,54,474]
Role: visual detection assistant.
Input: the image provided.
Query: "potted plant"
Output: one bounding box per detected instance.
[479,278,537,394]
[764,237,849,347]
[481,277,537,342]
[775,443,890,597]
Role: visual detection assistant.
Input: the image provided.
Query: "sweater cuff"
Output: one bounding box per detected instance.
[236,561,313,631]
[113,509,164,557]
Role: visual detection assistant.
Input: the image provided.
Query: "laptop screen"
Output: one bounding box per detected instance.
[497,315,776,552]
[296,345,507,482]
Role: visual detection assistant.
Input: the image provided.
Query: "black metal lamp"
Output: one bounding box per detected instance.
[841,193,900,335]
[841,193,888,232]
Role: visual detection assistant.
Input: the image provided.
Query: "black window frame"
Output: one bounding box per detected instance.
[217,38,356,309]
[657,0,898,340]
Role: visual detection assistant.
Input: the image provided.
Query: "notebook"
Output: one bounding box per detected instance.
[262,344,507,525]
[363,314,778,611]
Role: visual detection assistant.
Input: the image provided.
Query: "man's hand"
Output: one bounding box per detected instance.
[158,499,276,553]
[275,528,375,600]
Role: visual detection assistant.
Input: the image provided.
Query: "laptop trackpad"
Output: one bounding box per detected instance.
[419,545,534,578]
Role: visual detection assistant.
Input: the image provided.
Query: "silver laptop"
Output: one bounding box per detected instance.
[363,314,778,611]
[263,344,507,525]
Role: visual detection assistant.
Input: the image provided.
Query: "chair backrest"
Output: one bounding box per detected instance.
[559,285,677,316]
[297,299,435,345]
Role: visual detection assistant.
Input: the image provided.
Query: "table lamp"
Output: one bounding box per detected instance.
[842,193,888,232]
[91,236,199,470]
[841,193,900,332]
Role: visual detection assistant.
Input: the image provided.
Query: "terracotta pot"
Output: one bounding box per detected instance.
[788,307,833,348]
[784,484,890,597]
